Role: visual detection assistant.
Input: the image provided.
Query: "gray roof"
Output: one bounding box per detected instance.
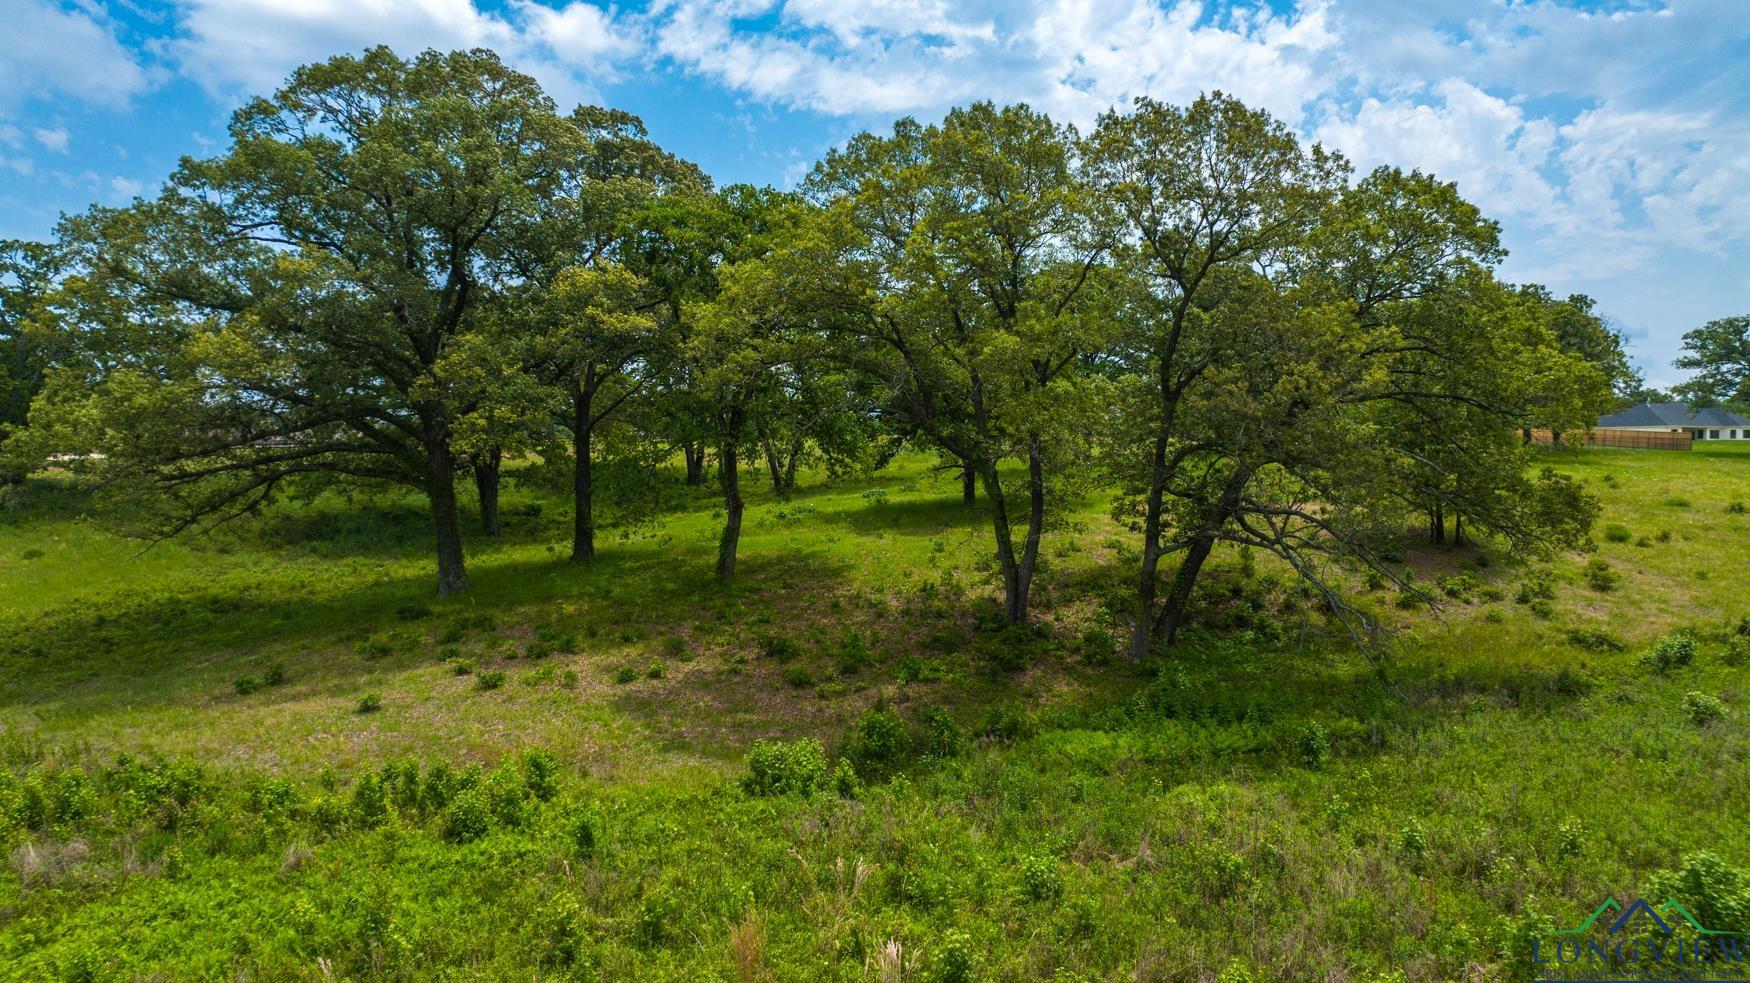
[1597,402,1750,428]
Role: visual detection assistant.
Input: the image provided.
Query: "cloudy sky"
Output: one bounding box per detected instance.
[1,0,1745,385]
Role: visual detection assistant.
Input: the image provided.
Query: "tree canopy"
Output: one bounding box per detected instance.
[15,48,1611,658]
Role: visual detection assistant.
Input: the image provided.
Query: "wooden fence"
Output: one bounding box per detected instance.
[1530,428,1692,451]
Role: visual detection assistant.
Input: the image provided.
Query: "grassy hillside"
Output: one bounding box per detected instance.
[1,446,1747,981]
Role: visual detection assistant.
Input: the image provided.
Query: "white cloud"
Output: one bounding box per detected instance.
[33,126,69,153]
[108,176,145,198]
[0,0,154,109]
[168,0,639,108]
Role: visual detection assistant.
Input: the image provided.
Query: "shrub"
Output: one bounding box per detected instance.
[233,675,260,696]
[1729,502,1747,515]
[522,749,559,802]
[1296,721,1330,766]
[1564,627,1625,652]
[1638,632,1697,674]
[350,772,389,829]
[1683,691,1726,726]
[1528,600,1555,620]
[644,660,666,680]
[930,929,977,983]
[450,658,474,676]
[485,764,528,828]
[355,637,393,660]
[919,706,963,760]
[355,693,382,714]
[1439,573,1482,599]
[262,663,286,686]
[981,704,1035,743]
[613,666,638,685]
[1079,626,1117,665]
[568,811,601,856]
[896,656,948,683]
[758,634,801,662]
[782,665,813,688]
[1646,852,1750,934]
[475,670,506,691]
[1657,529,1673,542]
[844,707,911,777]
[1602,523,1631,542]
[437,622,466,644]
[741,738,828,797]
[1020,853,1062,900]
[831,759,860,799]
[1584,559,1619,592]
[441,787,491,843]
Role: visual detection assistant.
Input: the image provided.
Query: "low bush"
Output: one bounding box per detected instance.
[1638,632,1697,674]
[475,670,506,691]
[741,738,828,797]
[1683,691,1726,726]
[355,693,382,714]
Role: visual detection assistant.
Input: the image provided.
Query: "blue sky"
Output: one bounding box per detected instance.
[1,0,1746,386]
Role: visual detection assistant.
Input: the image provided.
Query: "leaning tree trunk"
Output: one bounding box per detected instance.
[571,388,595,562]
[1153,467,1253,645]
[684,442,707,486]
[426,437,469,596]
[1453,514,1468,549]
[473,446,501,537]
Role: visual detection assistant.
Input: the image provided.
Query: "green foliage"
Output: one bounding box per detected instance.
[475,670,506,691]
[1602,523,1631,542]
[1019,854,1062,901]
[1584,558,1619,592]
[843,707,911,777]
[1682,691,1726,725]
[1638,632,1697,674]
[741,739,828,797]
[1647,852,1750,933]
[354,693,382,714]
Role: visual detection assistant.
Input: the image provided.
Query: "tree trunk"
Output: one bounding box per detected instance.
[961,460,976,505]
[716,429,744,583]
[571,388,595,562]
[1453,514,1468,549]
[1014,432,1047,622]
[1155,534,1217,644]
[762,434,785,493]
[684,442,706,486]
[473,447,501,537]
[1128,430,1170,660]
[783,439,800,491]
[1153,467,1251,645]
[978,460,1028,624]
[426,439,469,596]
[1430,502,1446,545]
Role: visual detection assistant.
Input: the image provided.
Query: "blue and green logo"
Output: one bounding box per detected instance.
[1534,896,1748,981]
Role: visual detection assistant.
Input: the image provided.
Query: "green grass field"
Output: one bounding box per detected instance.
[1,446,1747,981]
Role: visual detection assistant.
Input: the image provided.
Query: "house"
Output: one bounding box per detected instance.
[1595,402,1750,441]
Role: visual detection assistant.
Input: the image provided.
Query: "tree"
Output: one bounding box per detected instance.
[1085,92,1345,657]
[799,103,1111,624]
[1135,167,1605,646]
[473,106,704,554]
[1515,286,1640,411]
[0,240,56,483]
[1674,315,1750,409]
[26,48,583,594]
